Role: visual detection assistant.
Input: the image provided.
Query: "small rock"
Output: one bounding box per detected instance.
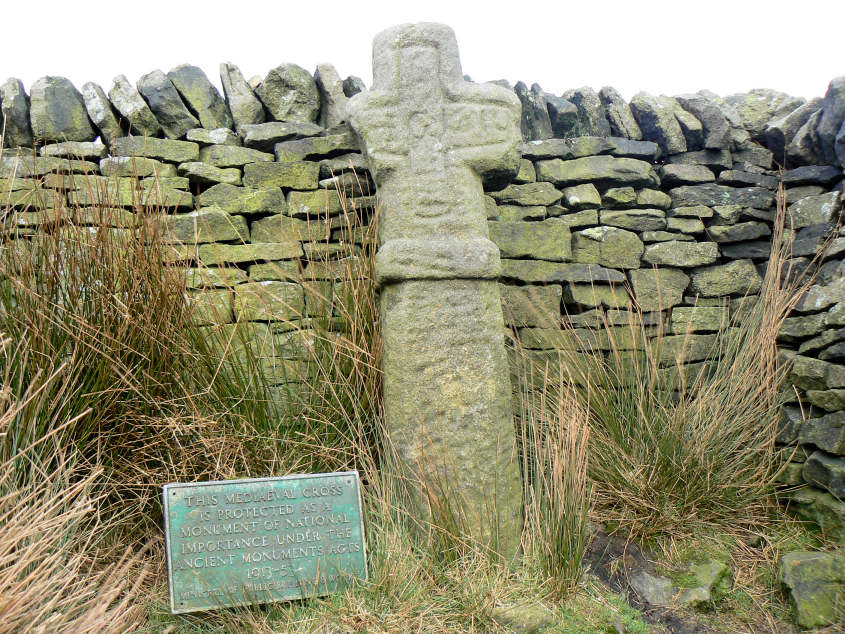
[220,62,266,132]
[675,93,732,150]
[630,92,687,154]
[780,550,845,628]
[109,74,162,137]
[178,161,242,186]
[514,82,553,141]
[255,63,321,124]
[490,603,555,634]
[690,259,762,296]
[666,148,733,171]
[563,86,611,137]
[816,77,845,165]
[81,82,122,147]
[660,164,715,187]
[787,110,824,166]
[186,127,241,146]
[643,241,719,267]
[39,140,106,161]
[342,76,365,97]
[781,165,842,186]
[137,69,199,139]
[29,76,96,142]
[803,451,845,497]
[314,63,348,129]
[561,183,601,209]
[599,86,642,140]
[0,78,34,148]
[167,64,234,130]
[765,98,823,164]
[545,93,579,137]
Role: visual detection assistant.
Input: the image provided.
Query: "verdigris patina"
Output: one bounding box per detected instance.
[348,23,523,557]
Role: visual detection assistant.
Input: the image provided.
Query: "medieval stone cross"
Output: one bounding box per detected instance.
[348,23,523,557]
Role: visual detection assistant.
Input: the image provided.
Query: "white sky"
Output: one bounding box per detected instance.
[5,0,844,102]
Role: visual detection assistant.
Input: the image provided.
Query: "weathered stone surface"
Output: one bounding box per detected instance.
[667,98,704,151]
[500,260,624,284]
[803,451,845,498]
[669,184,774,209]
[200,242,302,266]
[39,140,106,161]
[314,63,348,128]
[606,137,660,160]
[68,181,192,208]
[348,23,522,555]
[256,63,320,124]
[1,78,33,148]
[561,183,600,209]
[667,216,704,233]
[724,89,793,141]
[240,121,323,152]
[637,189,672,209]
[781,165,842,186]
[197,183,286,215]
[286,189,344,218]
[690,259,762,296]
[137,69,199,139]
[178,161,241,186]
[243,161,319,189]
[565,283,630,309]
[602,186,636,208]
[799,411,845,455]
[667,148,733,171]
[186,127,241,146]
[250,214,311,243]
[343,76,365,97]
[514,159,536,183]
[671,306,728,333]
[816,77,845,165]
[837,119,845,168]
[675,93,732,150]
[488,182,561,206]
[660,164,715,187]
[599,86,641,140]
[79,82,121,147]
[732,144,773,169]
[167,64,233,130]
[787,192,841,229]
[488,219,571,261]
[787,110,824,166]
[550,207,597,227]
[274,132,358,161]
[492,204,545,221]
[161,208,248,243]
[198,144,273,167]
[574,226,643,269]
[514,82,553,141]
[99,156,171,178]
[630,92,686,154]
[234,281,305,322]
[643,241,719,267]
[563,86,611,137]
[669,204,713,219]
[631,268,689,311]
[717,169,778,189]
[535,155,658,188]
[220,62,265,132]
[187,289,233,325]
[29,76,95,142]
[113,136,199,163]
[521,136,613,160]
[780,550,845,629]
[600,208,666,231]
[642,230,694,242]
[109,74,161,137]
[490,603,555,634]
[545,93,578,137]
[500,284,562,328]
[708,221,771,243]
[765,98,822,164]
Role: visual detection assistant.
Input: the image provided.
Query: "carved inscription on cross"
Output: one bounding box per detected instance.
[348,23,524,557]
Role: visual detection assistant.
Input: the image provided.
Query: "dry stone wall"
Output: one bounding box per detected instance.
[0,63,843,537]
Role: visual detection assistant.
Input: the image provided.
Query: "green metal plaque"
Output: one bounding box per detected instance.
[163,471,367,614]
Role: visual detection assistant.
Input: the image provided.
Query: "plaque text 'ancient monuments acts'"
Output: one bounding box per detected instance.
[163,472,366,614]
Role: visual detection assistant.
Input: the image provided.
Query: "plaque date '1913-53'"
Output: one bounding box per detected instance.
[163,471,367,614]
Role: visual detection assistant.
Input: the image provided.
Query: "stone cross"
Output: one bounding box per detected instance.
[348,23,523,557]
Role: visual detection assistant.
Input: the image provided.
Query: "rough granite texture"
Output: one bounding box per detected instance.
[348,23,523,557]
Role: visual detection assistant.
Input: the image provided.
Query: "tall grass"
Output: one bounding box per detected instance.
[540,184,816,540]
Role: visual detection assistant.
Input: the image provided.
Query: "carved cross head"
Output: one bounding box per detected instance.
[347,23,521,186]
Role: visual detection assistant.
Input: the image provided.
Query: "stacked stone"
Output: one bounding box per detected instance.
[496,77,845,539]
[1,63,844,538]
[0,63,373,401]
